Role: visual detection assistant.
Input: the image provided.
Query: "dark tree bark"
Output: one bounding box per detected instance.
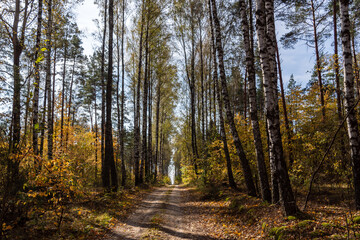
[116,9,121,176]
[148,58,153,180]
[46,0,54,161]
[199,17,205,142]
[141,9,150,184]
[208,1,236,188]
[339,0,360,210]
[352,33,360,96]
[210,0,256,197]
[94,89,99,184]
[32,0,43,158]
[239,0,271,202]
[60,37,68,147]
[52,46,57,153]
[190,4,199,174]
[103,0,118,191]
[100,0,108,187]
[275,43,293,168]
[255,0,297,215]
[154,76,161,181]
[134,0,145,186]
[120,0,126,187]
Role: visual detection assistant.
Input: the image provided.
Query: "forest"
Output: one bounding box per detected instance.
[1,0,360,239]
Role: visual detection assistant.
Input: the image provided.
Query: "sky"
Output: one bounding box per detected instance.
[75,0,100,57]
[75,0,315,88]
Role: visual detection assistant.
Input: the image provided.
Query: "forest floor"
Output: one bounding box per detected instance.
[103,185,360,240]
[4,184,360,239]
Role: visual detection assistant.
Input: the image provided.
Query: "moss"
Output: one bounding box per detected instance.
[353,215,360,223]
[229,198,245,213]
[94,213,112,226]
[287,216,297,221]
[269,226,288,240]
[310,229,326,237]
[321,222,334,229]
[297,220,314,228]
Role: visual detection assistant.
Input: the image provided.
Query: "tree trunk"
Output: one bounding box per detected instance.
[154,77,161,182]
[339,0,360,210]
[116,13,121,177]
[94,89,99,184]
[100,0,108,187]
[61,38,67,147]
[210,0,256,197]
[46,0,53,161]
[275,43,294,168]
[104,0,118,191]
[255,0,297,215]
[148,60,153,181]
[351,31,360,96]
[67,57,76,122]
[141,12,150,184]
[120,0,126,187]
[52,47,57,153]
[190,7,199,174]
[199,17,205,142]
[239,0,271,202]
[209,4,236,188]
[311,0,326,120]
[333,0,347,160]
[32,0,43,158]
[134,0,145,186]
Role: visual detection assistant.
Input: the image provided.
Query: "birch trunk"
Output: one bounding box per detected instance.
[239,0,271,202]
[255,0,297,215]
[210,0,256,197]
[339,0,360,209]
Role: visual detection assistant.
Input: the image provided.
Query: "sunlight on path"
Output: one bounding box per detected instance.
[169,157,175,185]
[104,186,217,240]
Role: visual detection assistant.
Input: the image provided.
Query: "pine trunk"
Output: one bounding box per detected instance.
[311,0,326,120]
[154,77,161,181]
[100,0,108,187]
[104,0,118,191]
[208,0,236,189]
[46,0,53,161]
[141,12,150,184]
[120,0,126,187]
[134,0,145,186]
[275,43,294,168]
[32,0,43,157]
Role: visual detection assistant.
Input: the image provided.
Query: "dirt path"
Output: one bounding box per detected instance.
[105,185,222,240]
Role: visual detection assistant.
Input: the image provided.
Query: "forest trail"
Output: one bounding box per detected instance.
[105,186,218,240]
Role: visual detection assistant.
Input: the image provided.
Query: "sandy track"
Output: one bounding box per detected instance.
[104,186,219,240]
